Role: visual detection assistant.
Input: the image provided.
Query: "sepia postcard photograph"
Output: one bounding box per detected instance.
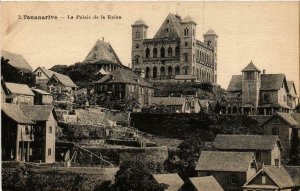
[0,1,299,191]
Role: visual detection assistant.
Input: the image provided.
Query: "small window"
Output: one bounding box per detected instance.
[230,174,238,185]
[25,126,30,135]
[166,19,169,23]
[49,126,53,134]
[48,148,52,156]
[275,159,279,166]
[272,127,279,135]
[262,175,266,184]
[135,44,140,49]
[166,28,169,32]
[184,41,188,47]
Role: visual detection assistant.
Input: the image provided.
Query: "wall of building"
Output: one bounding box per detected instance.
[263,117,292,156]
[45,113,56,163]
[197,170,247,191]
[12,94,34,105]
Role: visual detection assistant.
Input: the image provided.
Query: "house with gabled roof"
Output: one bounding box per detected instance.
[179,176,224,191]
[5,82,35,105]
[32,88,53,105]
[243,165,295,191]
[34,67,78,93]
[260,112,300,156]
[196,151,257,191]
[226,61,294,115]
[152,173,184,191]
[212,135,283,168]
[20,105,57,163]
[1,103,34,162]
[94,68,153,108]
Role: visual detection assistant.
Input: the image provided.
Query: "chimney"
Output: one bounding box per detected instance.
[263,69,266,75]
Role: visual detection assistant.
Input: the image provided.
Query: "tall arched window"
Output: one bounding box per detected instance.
[160,47,165,58]
[184,27,189,36]
[153,67,157,78]
[175,66,180,75]
[175,46,180,57]
[160,67,165,77]
[153,48,158,58]
[168,47,172,57]
[136,30,140,38]
[145,48,150,58]
[145,67,150,78]
[134,55,140,64]
[184,67,188,75]
[168,66,172,77]
[184,53,188,62]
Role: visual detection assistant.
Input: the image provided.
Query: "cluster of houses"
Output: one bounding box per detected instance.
[153,134,300,191]
[1,50,79,163]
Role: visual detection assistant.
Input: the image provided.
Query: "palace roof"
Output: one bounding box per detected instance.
[154,13,182,39]
[83,40,123,65]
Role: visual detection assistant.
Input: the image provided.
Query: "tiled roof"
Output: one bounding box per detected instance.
[245,166,294,189]
[1,103,33,124]
[196,151,254,172]
[32,88,50,95]
[95,68,152,88]
[51,73,78,88]
[242,61,261,72]
[213,134,279,150]
[20,105,55,121]
[154,13,182,39]
[153,173,184,191]
[151,97,185,106]
[83,40,122,65]
[1,50,33,72]
[227,75,242,91]
[5,82,35,96]
[188,176,224,191]
[227,74,287,91]
[285,166,300,186]
[276,112,299,126]
[261,74,286,90]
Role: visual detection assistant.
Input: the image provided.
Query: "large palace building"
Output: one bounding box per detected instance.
[131,13,218,84]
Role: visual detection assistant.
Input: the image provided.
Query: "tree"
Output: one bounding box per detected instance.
[112,158,167,191]
[164,136,205,180]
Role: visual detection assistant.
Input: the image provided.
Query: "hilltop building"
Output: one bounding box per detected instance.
[226,61,298,115]
[5,82,35,105]
[83,39,127,74]
[131,13,218,84]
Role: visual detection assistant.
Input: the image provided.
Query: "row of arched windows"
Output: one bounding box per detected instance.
[145,46,180,59]
[145,66,181,78]
[196,50,212,66]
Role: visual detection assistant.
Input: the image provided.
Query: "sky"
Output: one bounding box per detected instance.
[1,2,299,92]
